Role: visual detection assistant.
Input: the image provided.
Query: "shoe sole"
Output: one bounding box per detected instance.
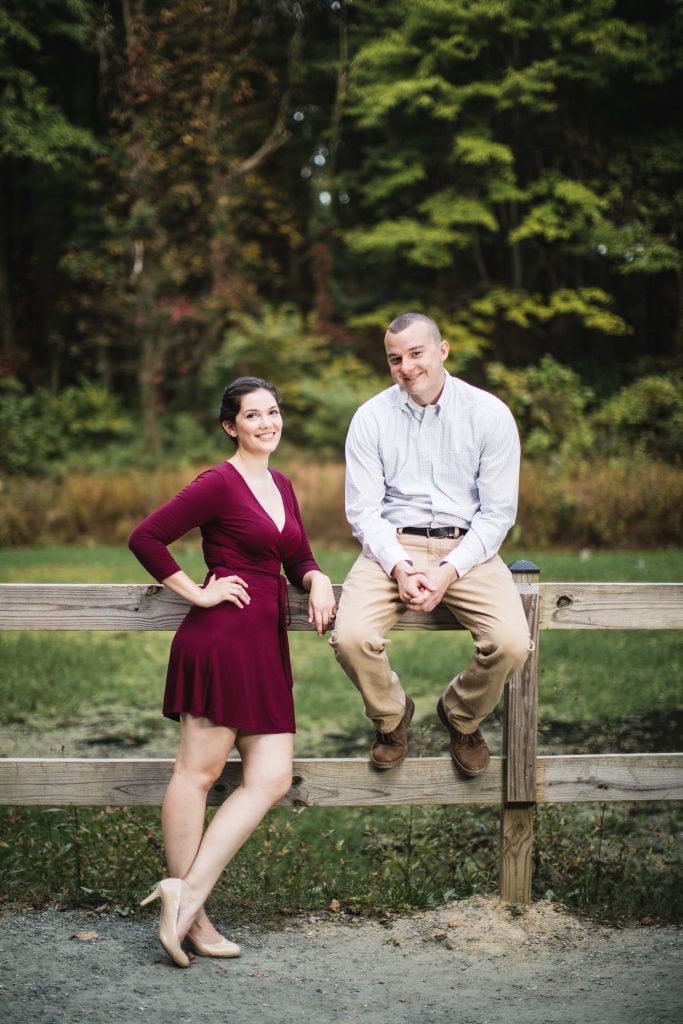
[370,697,415,770]
[436,699,488,778]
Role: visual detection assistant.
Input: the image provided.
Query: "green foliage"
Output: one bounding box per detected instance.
[592,375,683,463]
[534,804,682,924]
[487,355,594,460]
[0,2,100,167]
[487,358,683,469]
[0,0,681,466]
[0,377,131,476]
[201,304,384,453]
[339,0,680,366]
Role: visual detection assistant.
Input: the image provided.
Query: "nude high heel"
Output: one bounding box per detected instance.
[186,933,241,959]
[140,878,190,968]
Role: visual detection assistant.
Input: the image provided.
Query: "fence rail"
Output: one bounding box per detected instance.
[1,569,682,905]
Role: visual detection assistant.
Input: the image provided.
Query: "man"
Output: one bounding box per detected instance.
[330,312,531,776]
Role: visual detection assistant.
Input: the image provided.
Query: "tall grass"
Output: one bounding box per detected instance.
[0,545,681,924]
[1,453,681,548]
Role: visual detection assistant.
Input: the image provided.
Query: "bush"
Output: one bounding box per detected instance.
[0,377,132,476]
[201,304,384,454]
[487,356,595,462]
[517,458,683,548]
[591,374,683,463]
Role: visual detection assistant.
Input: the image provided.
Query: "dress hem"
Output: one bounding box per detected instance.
[163,709,296,734]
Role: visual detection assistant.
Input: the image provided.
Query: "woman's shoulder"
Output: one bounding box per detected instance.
[270,467,300,502]
[183,462,234,497]
[270,467,294,490]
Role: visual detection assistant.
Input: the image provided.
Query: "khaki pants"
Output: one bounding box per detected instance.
[329,534,532,735]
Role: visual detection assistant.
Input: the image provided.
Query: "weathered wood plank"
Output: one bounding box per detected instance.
[537,753,683,803]
[0,583,187,631]
[499,806,534,905]
[504,570,539,803]
[0,756,502,807]
[2,582,681,630]
[540,582,683,630]
[1,754,681,807]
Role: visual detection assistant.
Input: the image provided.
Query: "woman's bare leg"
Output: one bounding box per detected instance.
[161,714,236,943]
[162,718,294,941]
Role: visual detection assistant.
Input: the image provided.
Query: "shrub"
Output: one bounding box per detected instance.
[0,377,132,476]
[591,374,683,463]
[486,356,595,461]
[517,458,683,548]
[200,304,384,453]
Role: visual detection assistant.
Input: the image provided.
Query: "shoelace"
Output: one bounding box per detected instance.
[375,730,401,745]
[456,730,483,746]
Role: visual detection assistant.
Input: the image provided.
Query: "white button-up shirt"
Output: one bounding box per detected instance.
[344,372,521,578]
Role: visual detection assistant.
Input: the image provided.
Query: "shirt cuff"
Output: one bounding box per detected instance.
[441,546,476,579]
[376,541,412,578]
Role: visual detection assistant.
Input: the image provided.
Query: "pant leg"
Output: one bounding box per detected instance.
[437,546,532,734]
[328,553,407,733]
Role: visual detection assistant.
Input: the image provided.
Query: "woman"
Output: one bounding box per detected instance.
[129,377,336,968]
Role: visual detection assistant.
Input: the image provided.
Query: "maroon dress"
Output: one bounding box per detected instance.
[128,462,320,733]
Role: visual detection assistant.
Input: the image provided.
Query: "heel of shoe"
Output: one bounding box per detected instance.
[139,884,161,908]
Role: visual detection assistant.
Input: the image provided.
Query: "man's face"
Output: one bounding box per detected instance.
[384,323,448,406]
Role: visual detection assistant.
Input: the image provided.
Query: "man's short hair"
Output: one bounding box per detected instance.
[386,312,441,343]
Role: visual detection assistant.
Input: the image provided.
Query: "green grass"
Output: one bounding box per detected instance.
[0,544,681,924]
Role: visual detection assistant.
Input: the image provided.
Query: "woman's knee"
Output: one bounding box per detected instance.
[172,755,225,795]
[244,764,293,806]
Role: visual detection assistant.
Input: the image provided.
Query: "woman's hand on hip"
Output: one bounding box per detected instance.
[199,573,250,609]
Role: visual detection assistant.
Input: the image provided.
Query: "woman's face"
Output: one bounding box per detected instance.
[224,388,283,454]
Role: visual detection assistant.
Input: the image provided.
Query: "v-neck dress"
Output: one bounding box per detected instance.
[128,462,320,733]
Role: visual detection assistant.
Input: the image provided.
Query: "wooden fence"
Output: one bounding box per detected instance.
[1,563,682,905]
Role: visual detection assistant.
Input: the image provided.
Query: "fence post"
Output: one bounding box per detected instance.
[499,560,540,904]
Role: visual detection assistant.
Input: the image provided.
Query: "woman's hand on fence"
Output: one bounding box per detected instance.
[304,571,336,636]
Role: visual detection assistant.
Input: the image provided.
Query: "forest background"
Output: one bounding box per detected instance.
[1,0,682,548]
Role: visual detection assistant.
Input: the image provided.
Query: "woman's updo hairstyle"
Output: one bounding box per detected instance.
[218,377,282,445]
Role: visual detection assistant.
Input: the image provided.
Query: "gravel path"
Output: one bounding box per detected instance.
[1,896,680,1024]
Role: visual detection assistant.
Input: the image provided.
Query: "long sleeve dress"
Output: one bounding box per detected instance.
[128,461,320,734]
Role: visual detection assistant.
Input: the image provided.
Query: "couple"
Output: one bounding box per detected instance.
[129,311,531,968]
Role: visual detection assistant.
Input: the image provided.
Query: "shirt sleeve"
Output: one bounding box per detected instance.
[345,406,411,577]
[128,469,227,582]
[280,476,321,587]
[441,403,520,578]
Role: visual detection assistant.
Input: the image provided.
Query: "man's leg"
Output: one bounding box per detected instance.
[329,554,413,767]
[436,546,532,775]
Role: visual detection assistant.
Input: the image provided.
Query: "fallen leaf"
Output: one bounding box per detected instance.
[446,918,461,928]
[71,931,99,942]
[433,930,447,941]
[328,899,341,913]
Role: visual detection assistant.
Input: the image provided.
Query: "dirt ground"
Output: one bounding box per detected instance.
[1,895,680,1024]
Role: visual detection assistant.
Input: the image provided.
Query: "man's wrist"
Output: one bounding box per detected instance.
[439,560,459,583]
[390,559,413,579]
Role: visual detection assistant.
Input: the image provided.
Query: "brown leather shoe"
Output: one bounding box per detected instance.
[436,698,490,777]
[370,695,415,770]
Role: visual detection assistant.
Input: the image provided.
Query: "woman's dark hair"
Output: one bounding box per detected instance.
[218,377,282,445]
